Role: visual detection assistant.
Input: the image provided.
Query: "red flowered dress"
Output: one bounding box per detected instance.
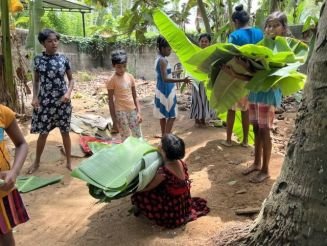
[131,161,209,228]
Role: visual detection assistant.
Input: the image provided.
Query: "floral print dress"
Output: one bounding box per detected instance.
[31,53,72,134]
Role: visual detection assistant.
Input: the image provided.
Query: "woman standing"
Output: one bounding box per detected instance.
[190,33,216,127]
[29,29,74,173]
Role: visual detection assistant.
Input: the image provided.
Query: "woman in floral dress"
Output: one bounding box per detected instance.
[131,134,209,228]
[29,29,74,173]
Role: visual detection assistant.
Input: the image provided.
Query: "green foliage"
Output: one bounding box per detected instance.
[302,16,319,32]
[118,0,165,43]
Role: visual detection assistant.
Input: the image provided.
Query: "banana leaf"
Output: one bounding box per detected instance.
[16,176,63,193]
[87,142,112,154]
[207,57,251,113]
[74,137,156,190]
[137,151,163,191]
[258,36,308,63]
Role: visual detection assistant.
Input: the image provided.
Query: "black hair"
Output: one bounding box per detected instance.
[231,4,250,26]
[38,29,60,44]
[161,134,185,161]
[111,49,127,65]
[265,11,291,36]
[198,33,211,43]
[156,36,170,52]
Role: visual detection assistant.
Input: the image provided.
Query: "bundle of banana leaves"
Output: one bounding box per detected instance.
[152,9,309,143]
[71,137,162,202]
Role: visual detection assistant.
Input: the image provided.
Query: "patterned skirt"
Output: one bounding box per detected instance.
[131,189,209,228]
[0,189,29,234]
[190,83,216,120]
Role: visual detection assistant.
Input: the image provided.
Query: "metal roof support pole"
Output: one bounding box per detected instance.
[82,12,86,37]
[0,0,16,107]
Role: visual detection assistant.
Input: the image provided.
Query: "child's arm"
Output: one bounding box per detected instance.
[140,168,165,192]
[159,58,191,84]
[32,71,40,108]
[107,89,118,128]
[0,119,28,191]
[61,69,75,103]
[131,85,142,123]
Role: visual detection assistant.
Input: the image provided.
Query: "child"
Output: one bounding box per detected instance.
[190,33,216,127]
[243,11,287,183]
[222,4,264,147]
[0,104,29,244]
[107,50,142,141]
[131,134,209,228]
[153,36,191,137]
[29,29,74,174]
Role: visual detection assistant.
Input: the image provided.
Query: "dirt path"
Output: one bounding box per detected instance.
[14,74,287,246]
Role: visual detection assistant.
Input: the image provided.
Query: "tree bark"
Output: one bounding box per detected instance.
[234,1,327,245]
[0,0,17,108]
[196,0,211,34]
[269,0,280,13]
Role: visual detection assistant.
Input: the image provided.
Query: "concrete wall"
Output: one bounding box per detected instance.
[15,29,179,80]
[15,25,304,79]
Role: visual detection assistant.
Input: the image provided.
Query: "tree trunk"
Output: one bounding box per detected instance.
[269,0,280,13]
[236,2,327,245]
[247,0,252,13]
[196,0,211,34]
[226,0,234,32]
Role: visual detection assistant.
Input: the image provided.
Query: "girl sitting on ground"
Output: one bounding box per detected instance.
[131,134,209,228]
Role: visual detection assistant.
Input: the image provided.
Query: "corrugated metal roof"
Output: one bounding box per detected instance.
[22,0,92,13]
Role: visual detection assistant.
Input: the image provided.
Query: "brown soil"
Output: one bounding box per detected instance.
[14,72,295,246]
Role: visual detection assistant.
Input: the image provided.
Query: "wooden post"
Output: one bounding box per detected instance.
[0,0,16,107]
[82,12,86,37]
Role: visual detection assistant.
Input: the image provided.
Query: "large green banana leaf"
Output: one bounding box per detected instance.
[137,151,162,191]
[74,137,156,189]
[72,138,163,202]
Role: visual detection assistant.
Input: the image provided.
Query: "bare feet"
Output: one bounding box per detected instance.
[249,171,270,183]
[240,142,249,148]
[110,128,119,134]
[27,163,40,174]
[221,140,233,147]
[242,164,261,175]
[66,163,72,171]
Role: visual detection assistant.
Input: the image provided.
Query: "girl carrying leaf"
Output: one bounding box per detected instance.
[243,12,289,183]
[222,4,264,147]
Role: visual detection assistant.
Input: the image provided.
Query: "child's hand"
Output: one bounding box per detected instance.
[0,170,18,191]
[137,113,143,123]
[60,92,71,103]
[31,98,40,109]
[184,77,192,84]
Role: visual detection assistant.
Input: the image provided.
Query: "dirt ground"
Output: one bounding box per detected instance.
[13,72,294,246]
